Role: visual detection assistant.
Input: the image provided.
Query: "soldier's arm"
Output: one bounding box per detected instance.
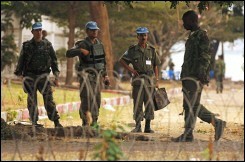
[66,41,89,58]
[14,47,25,76]
[199,31,211,73]
[119,54,139,76]
[49,44,60,79]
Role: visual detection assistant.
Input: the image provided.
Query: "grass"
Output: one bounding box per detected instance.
[1,81,124,111]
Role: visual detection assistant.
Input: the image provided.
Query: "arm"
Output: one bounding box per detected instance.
[49,44,60,80]
[119,59,139,76]
[154,65,159,88]
[14,47,25,77]
[66,41,89,58]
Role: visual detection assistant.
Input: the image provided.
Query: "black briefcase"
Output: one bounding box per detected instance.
[153,87,170,111]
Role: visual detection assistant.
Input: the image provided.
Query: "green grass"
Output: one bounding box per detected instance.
[1,82,123,111]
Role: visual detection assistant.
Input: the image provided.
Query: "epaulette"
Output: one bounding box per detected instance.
[148,44,155,49]
[75,40,84,46]
[129,44,136,49]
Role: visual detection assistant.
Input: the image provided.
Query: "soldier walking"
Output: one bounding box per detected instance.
[214,55,225,93]
[66,21,110,127]
[171,10,226,142]
[14,22,63,128]
[119,27,161,133]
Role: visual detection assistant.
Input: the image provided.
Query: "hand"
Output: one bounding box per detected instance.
[80,48,89,55]
[53,79,59,87]
[104,76,110,86]
[198,71,209,85]
[155,80,159,88]
[131,70,139,76]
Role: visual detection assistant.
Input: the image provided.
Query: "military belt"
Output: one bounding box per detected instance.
[138,71,154,76]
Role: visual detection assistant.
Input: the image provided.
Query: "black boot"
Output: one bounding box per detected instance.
[171,128,194,142]
[144,119,154,133]
[54,119,63,128]
[214,119,226,141]
[82,119,88,126]
[131,121,142,133]
[91,118,99,128]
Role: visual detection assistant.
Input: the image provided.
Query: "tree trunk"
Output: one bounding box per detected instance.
[89,2,115,88]
[65,2,77,85]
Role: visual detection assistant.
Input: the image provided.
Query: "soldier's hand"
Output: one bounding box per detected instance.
[104,76,110,86]
[155,80,159,88]
[80,48,89,55]
[53,79,59,87]
[132,70,139,76]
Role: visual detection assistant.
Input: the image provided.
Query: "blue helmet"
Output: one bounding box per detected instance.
[85,21,100,30]
[32,22,42,30]
[136,27,149,34]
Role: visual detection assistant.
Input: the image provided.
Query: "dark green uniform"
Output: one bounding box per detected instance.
[14,38,60,123]
[66,37,107,125]
[214,58,225,93]
[120,43,161,122]
[180,28,216,131]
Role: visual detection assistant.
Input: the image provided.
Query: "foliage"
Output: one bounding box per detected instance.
[92,124,124,161]
[56,47,67,63]
[1,1,42,29]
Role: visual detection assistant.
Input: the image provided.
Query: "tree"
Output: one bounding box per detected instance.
[89,1,115,86]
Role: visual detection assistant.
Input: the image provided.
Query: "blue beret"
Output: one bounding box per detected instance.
[32,22,42,30]
[136,27,149,34]
[85,21,100,30]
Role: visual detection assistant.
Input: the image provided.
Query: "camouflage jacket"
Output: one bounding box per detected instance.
[181,28,211,81]
[14,38,60,78]
[214,59,225,76]
[66,37,107,77]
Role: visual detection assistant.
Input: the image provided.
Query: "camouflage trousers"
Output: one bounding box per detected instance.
[23,74,60,123]
[132,85,155,121]
[182,79,216,130]
[78,74,101,124]
[215,75,224,93]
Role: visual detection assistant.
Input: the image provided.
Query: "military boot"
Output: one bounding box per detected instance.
[54,119,63,128]
[131,121,142,133]
[214,119,226,141]
[32,121,43,127]
[91,118,99,129]
[82,119,88,126]
[144,119,154,133]
[171,128,194,142]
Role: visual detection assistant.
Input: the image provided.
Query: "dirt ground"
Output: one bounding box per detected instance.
[1,80,244,161]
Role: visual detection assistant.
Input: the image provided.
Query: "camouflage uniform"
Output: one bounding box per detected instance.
[180,28,223,135]
[14,38,60,124]
[120,43,161,123]
[214,58,225,93]
[66,37,107,126]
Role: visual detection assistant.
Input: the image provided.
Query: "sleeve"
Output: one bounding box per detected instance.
[49,43,60,78]
[153,50,161,67]
[14,46,25,76]
[66,41,87,58]
[119,50,131,65]
[199,31,211,73]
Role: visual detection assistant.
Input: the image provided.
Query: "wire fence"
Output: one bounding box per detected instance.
[1,70,244,161]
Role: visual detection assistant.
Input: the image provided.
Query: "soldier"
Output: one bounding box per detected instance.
[119,27,161,133]
[42,30,48,41]
[214,55,225,93]
[171,10,226,142]
[66,21,110,127]
[14,22,63,128]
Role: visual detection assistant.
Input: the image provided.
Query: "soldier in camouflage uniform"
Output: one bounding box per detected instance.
[14,22,63,128]
[171,10,226,142]
[119,27,161,133]
[214,55,225,93]
[66,21,110,127]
